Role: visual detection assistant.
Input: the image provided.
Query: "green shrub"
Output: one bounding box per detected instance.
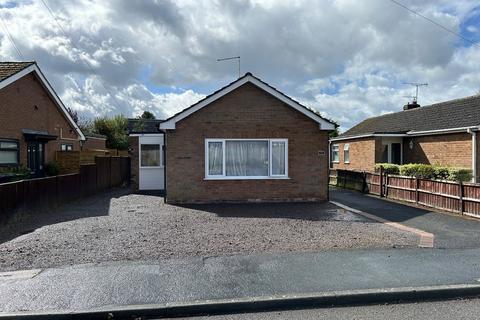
[374,163,400,174]
[434,166,450,180]
[44,161,60,176]
[0,166,30,182]
[399,164,435,179]
[447,168,472,182]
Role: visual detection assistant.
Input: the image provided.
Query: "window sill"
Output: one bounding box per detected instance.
[140,166,164,169]
[332,161,339,164]
[344,162,350,164]
[204,176,290,181]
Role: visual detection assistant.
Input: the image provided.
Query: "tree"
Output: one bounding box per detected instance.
[93,115,129,150]
[139,111,156,119]
[66,107,94,134]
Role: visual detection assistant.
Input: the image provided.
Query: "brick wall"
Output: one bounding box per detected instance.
[403,132,472,167]
[165,82,330,203]
[331,137,378,172]
[82,137,106,150]
[129,136,139,191]
[0,73,81,167]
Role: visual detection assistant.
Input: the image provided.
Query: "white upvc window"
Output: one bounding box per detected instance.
[205,139,288,179]
[332,144,339,163]
[140,144,162,168]
[343,143,350,163]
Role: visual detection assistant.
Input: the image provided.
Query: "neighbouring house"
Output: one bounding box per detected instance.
[0,62,85,176]
[330,97,480,182]
[128,73,336,203]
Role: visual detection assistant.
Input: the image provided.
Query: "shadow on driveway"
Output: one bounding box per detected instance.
[0,188,130,244]
[330,187,480,249]
[178,201,370,222]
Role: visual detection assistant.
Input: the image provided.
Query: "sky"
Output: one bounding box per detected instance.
[0,0,480,132]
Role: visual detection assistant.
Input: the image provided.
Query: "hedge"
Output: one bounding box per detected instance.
[375,163,472,182]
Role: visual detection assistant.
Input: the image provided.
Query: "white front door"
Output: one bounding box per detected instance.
[139,135,165,190]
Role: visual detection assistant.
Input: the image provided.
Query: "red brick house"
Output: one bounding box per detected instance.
[0,62,85,176]
[129,73,335,203]
[330,97,480,182]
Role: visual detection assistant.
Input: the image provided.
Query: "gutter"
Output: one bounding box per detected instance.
[331,126,480,142]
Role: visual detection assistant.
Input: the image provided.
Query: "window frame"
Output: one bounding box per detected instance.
[331,144,339,163]
[140,143,163,168]
[204,138,289,180]
[343,143,350,164]
[0,139,19,167]
[61,143,73,151]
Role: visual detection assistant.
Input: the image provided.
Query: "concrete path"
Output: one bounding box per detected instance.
[330,187,480,249]
[1,247,480,314]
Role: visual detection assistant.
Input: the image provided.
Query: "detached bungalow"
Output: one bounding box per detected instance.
[0,62,85,176]
[129,73,336,203]
[331,97,480,182]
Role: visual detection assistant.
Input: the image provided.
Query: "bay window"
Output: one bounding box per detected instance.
[205,139,288,179]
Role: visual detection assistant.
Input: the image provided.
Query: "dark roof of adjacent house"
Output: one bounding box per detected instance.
[338,95,480,139]
[0,61,35,82]
[128,118,164,134]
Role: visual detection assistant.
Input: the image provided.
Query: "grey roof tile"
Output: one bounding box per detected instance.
[339,95,480,138]
[0,61,35,82]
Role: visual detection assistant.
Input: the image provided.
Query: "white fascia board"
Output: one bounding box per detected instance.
[330,133,408,142]
[0,64,86,141]
[407,126,480,136]
[159,75,336,131]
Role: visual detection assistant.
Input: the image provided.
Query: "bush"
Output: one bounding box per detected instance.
[399,164,435,179]
[44,161,60,176]
[375,163,400,174]
[0,166,30,182]
[434,166,450,180]
[447,168,472,182]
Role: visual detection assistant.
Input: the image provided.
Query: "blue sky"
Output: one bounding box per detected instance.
[0,0,479,131]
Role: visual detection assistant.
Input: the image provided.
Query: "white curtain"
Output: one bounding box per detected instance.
[208,142,223,175]
[226,141,268,176]
[272,141,285,175]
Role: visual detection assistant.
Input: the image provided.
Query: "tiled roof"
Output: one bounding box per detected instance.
[0,61,35,82]
[128,118,164,134]
[339,95,480,138]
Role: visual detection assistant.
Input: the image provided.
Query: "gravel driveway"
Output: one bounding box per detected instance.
[0,189,418,271]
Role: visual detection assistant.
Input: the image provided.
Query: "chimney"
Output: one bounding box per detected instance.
[403,101,420,111]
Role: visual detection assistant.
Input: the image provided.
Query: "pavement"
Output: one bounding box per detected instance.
[1,188,480,318]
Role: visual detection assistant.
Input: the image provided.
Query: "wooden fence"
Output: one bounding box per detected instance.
[0,156,130,224]
[330,169,480,218]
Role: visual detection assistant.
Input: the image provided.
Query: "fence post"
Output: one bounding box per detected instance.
[459,181,464,215]
[385,174,389,198]
[415,177,419,205]
[379,166,384,197]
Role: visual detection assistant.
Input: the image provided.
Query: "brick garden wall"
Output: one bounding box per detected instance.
[165,82,330,203]
[129,136,139,191]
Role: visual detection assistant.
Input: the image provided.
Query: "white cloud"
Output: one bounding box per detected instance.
[0,0,479,130]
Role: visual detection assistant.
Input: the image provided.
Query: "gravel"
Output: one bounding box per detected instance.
[0,189,418,271]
